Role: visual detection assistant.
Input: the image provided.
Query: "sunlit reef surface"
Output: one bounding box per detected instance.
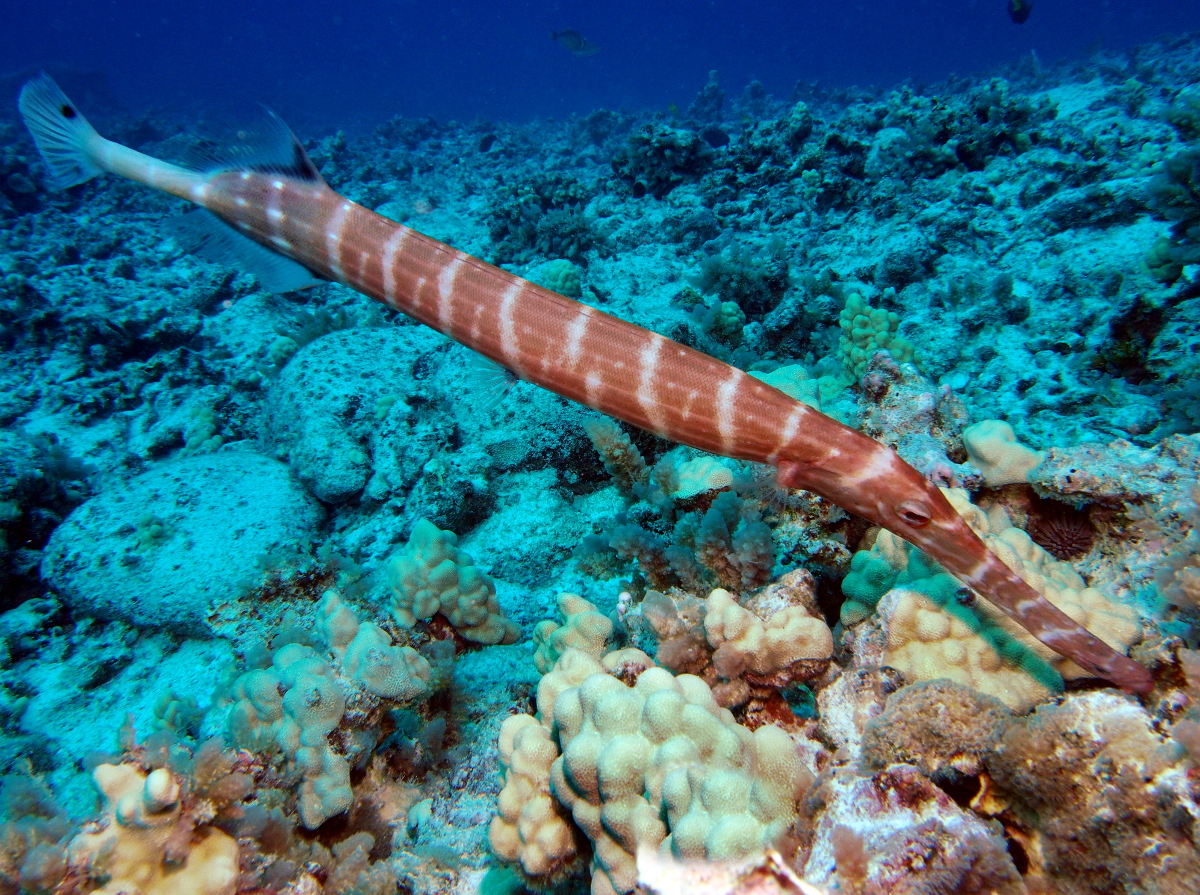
[1,33,1199,895]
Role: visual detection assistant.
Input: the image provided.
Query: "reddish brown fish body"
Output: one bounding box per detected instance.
[203,169,1149,694]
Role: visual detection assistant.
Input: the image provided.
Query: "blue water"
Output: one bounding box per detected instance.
[6,1,1200,124]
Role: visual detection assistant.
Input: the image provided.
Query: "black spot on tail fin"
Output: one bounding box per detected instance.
[17,73,105,190]
[184,108,324,184]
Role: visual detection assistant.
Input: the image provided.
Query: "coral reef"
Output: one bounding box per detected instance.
[6,28,1200,895]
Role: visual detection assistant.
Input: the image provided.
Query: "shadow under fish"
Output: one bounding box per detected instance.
[552,29,600,57]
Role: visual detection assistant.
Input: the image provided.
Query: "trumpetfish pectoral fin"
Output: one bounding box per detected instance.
[167,210,325,293]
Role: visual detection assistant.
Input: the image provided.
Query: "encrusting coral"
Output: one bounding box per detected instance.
[984,691,1200,894]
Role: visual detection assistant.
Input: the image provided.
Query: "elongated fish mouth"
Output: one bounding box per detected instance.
[15,72,1154,696]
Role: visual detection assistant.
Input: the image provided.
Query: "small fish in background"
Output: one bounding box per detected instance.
[1008,0,1033,24]
[552,29,600,57]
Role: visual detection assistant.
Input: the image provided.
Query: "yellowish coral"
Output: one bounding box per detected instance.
[671,456,735,500]
[874,489,1141,712]
[962,419,1045,487]
[226,643,352,829]
[751,364,823,410]
[532,593,614,674]
[67,764,238,895]
[499,648,811,895]
[703,588,833,676]
[386,518,520,645]
[317,590,432,701]
[837,292,915,378]
[490,715,580,881]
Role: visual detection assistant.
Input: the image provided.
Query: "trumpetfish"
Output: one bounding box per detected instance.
[16,74,1152,694]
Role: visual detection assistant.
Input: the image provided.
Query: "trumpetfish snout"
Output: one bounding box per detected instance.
[16,73,1153,695]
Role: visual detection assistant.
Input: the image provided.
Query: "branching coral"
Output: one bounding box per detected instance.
[611,123,714,199]
[67,761,240,895]
[486,173,596,263]
[689,234,790,317]
[579,425,777,596]
[0,775,72,894]
[532,592,615,674]
[582,418,651,500]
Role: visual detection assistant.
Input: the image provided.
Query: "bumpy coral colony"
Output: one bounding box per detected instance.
[5,35,1200,895]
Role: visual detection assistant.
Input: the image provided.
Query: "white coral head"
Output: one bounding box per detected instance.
[143,767,181,813]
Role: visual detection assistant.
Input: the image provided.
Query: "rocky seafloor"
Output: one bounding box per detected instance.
[0,30,1199,895]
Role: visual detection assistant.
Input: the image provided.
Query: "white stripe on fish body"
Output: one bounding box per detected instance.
[324,201,352,282]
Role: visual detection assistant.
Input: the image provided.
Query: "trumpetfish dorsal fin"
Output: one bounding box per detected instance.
[174,106,327,290]
[183,108,326,185]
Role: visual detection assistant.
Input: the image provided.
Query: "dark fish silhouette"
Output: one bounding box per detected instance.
[552,29,600,57]
[699,125,729,148]
[1009,0,1033,24]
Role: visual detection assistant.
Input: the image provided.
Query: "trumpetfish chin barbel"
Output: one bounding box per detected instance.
[17,74,1152,694]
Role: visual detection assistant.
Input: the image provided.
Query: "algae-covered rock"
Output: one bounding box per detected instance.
[41,451,323,635]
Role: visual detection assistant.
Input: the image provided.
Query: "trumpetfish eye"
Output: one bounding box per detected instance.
[896,500,932,527]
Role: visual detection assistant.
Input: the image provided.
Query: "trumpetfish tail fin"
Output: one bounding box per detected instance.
[18,72,106,190]
[20,73,322,293]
